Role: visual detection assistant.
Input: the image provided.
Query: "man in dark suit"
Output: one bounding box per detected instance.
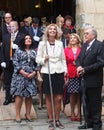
[0,12,13,41]
[0,12,12,79]
[61,28,71,48]
[1,21,25,105]
[76,27,104,130]
[28,17,43,49]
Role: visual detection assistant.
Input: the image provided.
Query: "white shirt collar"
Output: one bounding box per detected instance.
[14,31,18,37]
[88,39,95,47]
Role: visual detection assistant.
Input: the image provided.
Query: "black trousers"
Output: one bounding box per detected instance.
[0,67,2,74]
[85,87,102,127]
[4,62,14,100]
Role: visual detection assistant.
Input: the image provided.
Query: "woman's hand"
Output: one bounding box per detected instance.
[19,69,29,78]
[44,55,49,63]
[64,73,69,84]
[27,71,36,79]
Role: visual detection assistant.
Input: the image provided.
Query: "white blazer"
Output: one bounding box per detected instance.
[36,40,67,74]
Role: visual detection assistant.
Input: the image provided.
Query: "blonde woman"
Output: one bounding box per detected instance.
[36,24,67,130]
[64,33,81,121]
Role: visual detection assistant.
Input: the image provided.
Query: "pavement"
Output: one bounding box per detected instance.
[0,97,104,130]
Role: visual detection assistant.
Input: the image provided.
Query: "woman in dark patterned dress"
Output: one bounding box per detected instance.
[10,35,38,122]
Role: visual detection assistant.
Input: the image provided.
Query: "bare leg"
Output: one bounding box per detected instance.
[25,97,32,119]
[46,94,53,121]
[38,85,43,109]
[15,95,23,121]
[70,93,76,118]
[76,93,81,118]
[54,94,62,121]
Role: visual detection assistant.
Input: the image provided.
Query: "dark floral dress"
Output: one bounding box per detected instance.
[10,48,38,97]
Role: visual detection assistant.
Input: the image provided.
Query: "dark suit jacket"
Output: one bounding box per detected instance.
[76,39,104,88]
[1,32,25,68]
[61,38,66,48]
[19,26,29,35]
[28,26,43,48]
[0,23,10,41]
[0,23,10,64]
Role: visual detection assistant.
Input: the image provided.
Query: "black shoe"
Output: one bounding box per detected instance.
[3,99,12,105]
[25,114,33,122]
[48,120,54,130]
[92,124,102,130]
[12,98,15,103]
[15,119,22,123]
[78,123,93,129]
[56,120,64,129]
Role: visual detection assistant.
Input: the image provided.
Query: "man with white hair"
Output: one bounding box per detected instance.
[76,26,104,130]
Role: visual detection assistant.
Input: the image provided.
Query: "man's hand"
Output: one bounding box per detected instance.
[77,66,85,76]
[33,36,40,42]
[0,42,2,47]
[12,43,18,49]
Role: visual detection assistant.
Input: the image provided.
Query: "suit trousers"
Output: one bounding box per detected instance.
[85,87,102,127]
[4,61,14,100]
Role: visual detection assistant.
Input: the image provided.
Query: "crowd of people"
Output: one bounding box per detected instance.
[0,12,104,130]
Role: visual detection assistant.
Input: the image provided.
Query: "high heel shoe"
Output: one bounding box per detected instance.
[56,120,64,129]
[38,106,42,110]
[75,117,81,121]
[25,114,33,122]
[70,117,76,121]
[15,119,21,123]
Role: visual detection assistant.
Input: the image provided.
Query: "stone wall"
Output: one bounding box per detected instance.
[76,0,104,41]
[76,0,104,94]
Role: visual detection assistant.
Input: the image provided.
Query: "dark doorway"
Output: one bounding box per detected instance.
[53,0,76,18]
[0,0,76,22]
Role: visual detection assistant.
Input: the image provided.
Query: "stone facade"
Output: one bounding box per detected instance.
[76,0,104,93]
[76,0,104,41]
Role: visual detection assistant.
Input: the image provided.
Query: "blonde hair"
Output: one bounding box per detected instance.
[42,23,59,41]
[68,33,81,47]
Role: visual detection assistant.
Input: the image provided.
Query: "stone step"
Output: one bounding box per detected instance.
[0,90,37,121]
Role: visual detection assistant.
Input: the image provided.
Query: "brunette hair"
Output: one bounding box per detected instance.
[64,15,73,23]
[19,35,35,51]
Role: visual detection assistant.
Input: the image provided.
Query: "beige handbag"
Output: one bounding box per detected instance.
[37,71,43,87]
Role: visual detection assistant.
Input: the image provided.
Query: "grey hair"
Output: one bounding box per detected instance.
[91,28,97,38]
[82,23,93,29]
[83,23,97,38]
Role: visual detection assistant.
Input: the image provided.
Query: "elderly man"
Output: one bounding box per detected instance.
[76,26,104,130]
[1,21,25,105]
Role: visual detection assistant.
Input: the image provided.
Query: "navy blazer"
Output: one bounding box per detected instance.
[76,39,104,88]
[28,26,43,48]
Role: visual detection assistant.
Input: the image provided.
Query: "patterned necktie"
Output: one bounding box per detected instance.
[86,43,90,51]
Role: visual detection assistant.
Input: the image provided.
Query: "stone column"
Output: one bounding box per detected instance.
[76,0,104,41]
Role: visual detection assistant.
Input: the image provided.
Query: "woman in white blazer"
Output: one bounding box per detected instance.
[36,23,67,130]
